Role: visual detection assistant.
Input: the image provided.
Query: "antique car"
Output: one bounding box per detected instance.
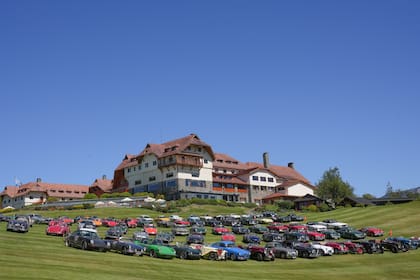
[155,232,175,244]
[189,243,227,260]
[311,243,334,256]
[186,234,204,244]
[380,238,409,252]
[6,218,30,233]
[221,233,236,242]
[245,244,275,261]
[232,225,250,235]
[288,224,308,232]
[283,241,321,258]
[105,227,124,240]
[212,225,230,235]
[190,226,207,235]
[242,233,261,244]
[262,232,284,242]
[306,231,325,241]
[353,240,384,254]
[284,232,309,242]
[78,220,96,230]
[172,243,201,260]
[321,229,341,240]
[108,237,145,256]
[144,224,158,235]
[359,227,384,237]
[65,229,110,252]
[267,223,289,233]
[321,219,348,229]
[341,241,364,254]
[156,216,171,227]
[265,242,298,259]
[135,238,176,259]
[172,224,190,236]
[102,218,118,227]
[248,225,269,234]
[210,241,250,261]
[46,221,71,236]
[336,227,366,240]
[58,216,74,225]
[325,242,350,254]
[387,237,419,250]
[132,231,149,241]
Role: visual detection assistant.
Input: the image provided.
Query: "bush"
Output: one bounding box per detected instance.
[83,193,97,199]
[305,204,319,212]
[318,203,330,212]
[275,199,294,210]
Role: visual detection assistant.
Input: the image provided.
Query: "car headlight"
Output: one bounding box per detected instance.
[90,240,95,245]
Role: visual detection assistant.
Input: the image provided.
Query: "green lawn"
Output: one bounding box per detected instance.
[1,201,420,280]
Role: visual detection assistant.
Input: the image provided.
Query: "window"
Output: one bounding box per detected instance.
[198,147,202,152]
[149,176,156,182]
[268,177,274,182]
[145,163,149,168]
[166,172,173,178]
[135,180,142,185]
[260,176,267,182]
[133,167,136,171]
[153,160,157,166]
[204,159,208,164]
[127,168,131,173]
[252,176,258,181]
[138,165,142,170]
[192,171,199,177]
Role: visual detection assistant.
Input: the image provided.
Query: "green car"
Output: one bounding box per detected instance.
[135,238,176,259]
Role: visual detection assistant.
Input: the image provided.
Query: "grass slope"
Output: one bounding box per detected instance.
[1,201,419,280]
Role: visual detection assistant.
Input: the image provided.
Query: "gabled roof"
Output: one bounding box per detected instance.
[137,133,215,160]
[293,193,323,202]
[91,178,113,192]
[1,181,89,199]
[115,154,138,171]
[262,193,299,201]
[0,186,19,198]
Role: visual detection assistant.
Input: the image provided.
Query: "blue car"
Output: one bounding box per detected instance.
[387,237,419,250]
[210,241,250,261]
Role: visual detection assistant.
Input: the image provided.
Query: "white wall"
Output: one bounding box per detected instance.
[287,183,314,196]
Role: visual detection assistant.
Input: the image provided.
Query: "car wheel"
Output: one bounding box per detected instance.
[65,240,71,247]
[82,241,88,250]
[150,250,157,258]
[180,251,188,259]
[230,253,236,261]
[122,247,128,255]
[280,252,286,259]
[391,246,398,253]
[257,253,263,261]
[208,252,217,261]
[302,251,309,258]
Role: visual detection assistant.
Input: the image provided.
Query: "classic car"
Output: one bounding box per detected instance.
[284,232,309,242]
[189,243,227,260]
[307,223,327,232]
[172,224,190,236]
[242,233,261,244]
[353,240,384,254]
[325,242,350,254]
[379,239,408,253]
[282,241,321,258]
[156,216,171,227]
[245,244,275,261]
[6,218,29,233]
[190,226,207,235]
[186,234,204,244]
[78,220,96,230]
[102,218,118,227]
[288,224,308,232]
[321,219,348,229]
[155,232,175,244]
[262,232,285,242]
[46,221,71,236]
[311,243,334,256]
[212,225,230,235]
[108,237,145,256]
[321,229,341,240]
[172,243,201,260]
[232,225,250,235]
[267,223,289,233]
[132,231,149,241]
[105,227,124,240]
[221,233,236,242]
[58,216,74,225]
[336,227,366,240]
[144,224,158,235]
[306,231,325,241]
[341,241,364,254]
[65,229,110,252]
[359,227,384,237]
[387,237,419,250]
[265,242,298,259]
[248,225,269,234]
[210,241,250,261]
[135,238,176,259]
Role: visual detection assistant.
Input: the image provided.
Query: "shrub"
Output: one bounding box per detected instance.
[305,204,319,212]
[83,193,97,199]
[318,203,330,212]
[275,199,294,210]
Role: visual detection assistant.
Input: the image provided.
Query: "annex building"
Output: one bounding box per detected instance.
[111,134,315,204]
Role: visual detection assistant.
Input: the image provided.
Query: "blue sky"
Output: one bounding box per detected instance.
[1,1,419,197]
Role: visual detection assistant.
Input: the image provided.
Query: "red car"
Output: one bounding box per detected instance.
[341,241,364,254]
[174,220,191,226]
[221,233,236,242]
[46,222,71,236]
[359,227,384,237]
[144,224,158,235]
[306,231,325,241]
[212,226,230,235]
[288,224,307,232]
[102,218,118,227]
[267,223,289,233]
[325,242,349,254]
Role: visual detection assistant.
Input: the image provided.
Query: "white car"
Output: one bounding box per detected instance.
[311,243,334,256]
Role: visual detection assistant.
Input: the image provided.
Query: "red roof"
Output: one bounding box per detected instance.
[90,178,113,192]
[1,181,89,199]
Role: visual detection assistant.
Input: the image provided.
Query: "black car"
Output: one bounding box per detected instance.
[105,227,124,240]
[265,242,298,259]
[354,240,384,254]
[186,234,205,244]
[232,225,250,235]
[282,241,320,258]
[155,232,175,244]
[172,244,201,260]
[108,237,145,256]
[379,239,409,253]
[242,233,261,244]
[6,218,29,233]
[263,232,285,242]
[190,226,207,235]
[245,244,275,261]
[65,229,110,252]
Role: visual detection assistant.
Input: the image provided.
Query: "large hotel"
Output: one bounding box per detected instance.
[111,134,315,204]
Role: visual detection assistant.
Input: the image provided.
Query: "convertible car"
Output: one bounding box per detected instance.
[210,241,250,261]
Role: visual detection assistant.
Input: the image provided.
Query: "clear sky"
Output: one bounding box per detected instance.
[1,1,419,197]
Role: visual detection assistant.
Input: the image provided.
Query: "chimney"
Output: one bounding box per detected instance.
[36,178,42,183]
[263,152,270,168]
[102,175,107,180]
[287,162,294,169]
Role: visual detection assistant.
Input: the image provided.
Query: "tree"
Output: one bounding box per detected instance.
[362,193,376,200]
[83,193,98,199]
[315,167,354,203]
